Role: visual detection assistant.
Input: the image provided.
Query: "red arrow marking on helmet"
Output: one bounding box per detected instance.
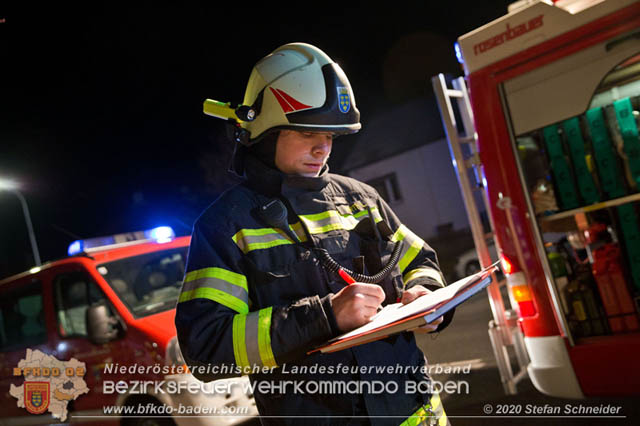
[270,87,293,113]
[276,88,312,111]
[269,87,312,114]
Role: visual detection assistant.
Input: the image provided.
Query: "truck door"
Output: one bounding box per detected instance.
[49,265,133,415]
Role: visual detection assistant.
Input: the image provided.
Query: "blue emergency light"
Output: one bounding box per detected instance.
[146,226,175,243]
[67,226,176,256]
[67,240,84,256]
[454,42,464,64]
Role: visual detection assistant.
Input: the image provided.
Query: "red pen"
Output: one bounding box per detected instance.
[338,268,356,285]
[340,269,383,313]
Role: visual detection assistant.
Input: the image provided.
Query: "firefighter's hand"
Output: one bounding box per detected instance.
[401,285,444,333]
[331,283,385,332]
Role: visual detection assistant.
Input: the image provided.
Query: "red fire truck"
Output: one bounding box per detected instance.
[433,0,640,398]
[0,227,257,425]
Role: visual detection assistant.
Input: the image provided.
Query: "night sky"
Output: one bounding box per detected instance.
[0,1,513,278]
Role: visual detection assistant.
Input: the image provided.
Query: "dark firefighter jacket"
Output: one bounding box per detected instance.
[175,155,454,426]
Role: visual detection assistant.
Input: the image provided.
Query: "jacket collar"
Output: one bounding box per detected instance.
[244,154,330,197]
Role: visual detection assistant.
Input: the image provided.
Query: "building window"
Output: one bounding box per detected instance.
[366,173,402,204]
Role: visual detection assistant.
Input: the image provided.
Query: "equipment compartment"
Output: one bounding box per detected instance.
[512,53,640,341]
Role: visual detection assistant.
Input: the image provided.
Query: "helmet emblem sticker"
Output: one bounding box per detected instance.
[338,87,350,113]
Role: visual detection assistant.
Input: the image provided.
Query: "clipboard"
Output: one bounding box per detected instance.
[311,262,499,354]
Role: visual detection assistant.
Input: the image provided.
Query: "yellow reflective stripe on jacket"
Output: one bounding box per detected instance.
[232,208,381,253]
[392,225,426,273]
[299,210,345,233]
[179,267,249,314]
[232,224,309,254]
[404,267,444,286]
[290,222,308,241]
[257,307,277,367]
[232,308,278,372]
[233,228,293,254]
[429,392,447,426]
[399,393,447,426]
[299,207,382,235]
[399,404,431,426]
[232,314,249,369]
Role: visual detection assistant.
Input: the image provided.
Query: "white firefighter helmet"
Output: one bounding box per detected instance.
[207,43,361,146]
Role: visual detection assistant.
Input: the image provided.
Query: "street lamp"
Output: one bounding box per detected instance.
[0,178,42,266]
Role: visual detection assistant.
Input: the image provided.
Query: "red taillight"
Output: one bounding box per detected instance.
[506,271,538,318]
[517,300,537,317]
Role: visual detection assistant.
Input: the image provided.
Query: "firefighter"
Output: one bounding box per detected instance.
[175,42,453,426]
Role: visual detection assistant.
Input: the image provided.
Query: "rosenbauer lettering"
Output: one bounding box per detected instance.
[473,14,544,56]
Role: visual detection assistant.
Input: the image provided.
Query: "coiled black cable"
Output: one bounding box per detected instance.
[313,241,403,284]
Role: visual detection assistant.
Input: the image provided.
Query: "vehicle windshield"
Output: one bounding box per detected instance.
[97,247,188,317]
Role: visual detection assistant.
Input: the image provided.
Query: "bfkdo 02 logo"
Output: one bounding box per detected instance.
[24,382,50,415]
[11,349,89,421]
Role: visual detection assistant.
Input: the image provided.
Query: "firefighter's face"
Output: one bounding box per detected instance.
[275,130,333,177]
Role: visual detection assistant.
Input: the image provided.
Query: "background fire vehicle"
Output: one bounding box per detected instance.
[433,0,640,397]
[0,227,258,425]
